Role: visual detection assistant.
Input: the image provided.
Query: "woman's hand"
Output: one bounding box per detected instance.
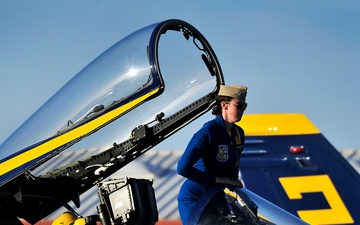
[215,177,243,188]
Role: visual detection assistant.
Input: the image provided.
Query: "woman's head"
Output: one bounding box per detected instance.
[212,84,248,123]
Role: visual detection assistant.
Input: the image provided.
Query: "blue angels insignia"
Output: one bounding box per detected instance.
[217,145,229,162]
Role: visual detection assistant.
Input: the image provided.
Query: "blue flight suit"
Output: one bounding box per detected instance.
[177,115,244,224]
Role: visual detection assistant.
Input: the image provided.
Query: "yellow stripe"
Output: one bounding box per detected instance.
[258,214,273,224]
[0,88,159,176]
[224,188,237,198]
[237,113,320,136]
[235,126,241,145]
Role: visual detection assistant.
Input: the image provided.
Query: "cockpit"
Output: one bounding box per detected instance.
[188,185,309,225]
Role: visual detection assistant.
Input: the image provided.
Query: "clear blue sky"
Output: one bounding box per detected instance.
[1,1,359,150]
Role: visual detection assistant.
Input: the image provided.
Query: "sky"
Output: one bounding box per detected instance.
[0,1,359,151]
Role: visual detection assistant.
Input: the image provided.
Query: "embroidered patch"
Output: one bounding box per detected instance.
[217,145,229,162]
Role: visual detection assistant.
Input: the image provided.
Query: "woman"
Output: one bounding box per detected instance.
[177,84,247,224]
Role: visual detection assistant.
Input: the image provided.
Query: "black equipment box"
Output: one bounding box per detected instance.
[97,177,158,225]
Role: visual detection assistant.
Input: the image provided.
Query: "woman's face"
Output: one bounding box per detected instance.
[222,98,247,123]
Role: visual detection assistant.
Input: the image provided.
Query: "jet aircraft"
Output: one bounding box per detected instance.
[0,19,359,225]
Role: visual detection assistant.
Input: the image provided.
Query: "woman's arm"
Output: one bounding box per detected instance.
[177,132,217,184]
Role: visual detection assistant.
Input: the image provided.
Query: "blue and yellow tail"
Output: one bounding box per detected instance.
[237,113,360,225]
